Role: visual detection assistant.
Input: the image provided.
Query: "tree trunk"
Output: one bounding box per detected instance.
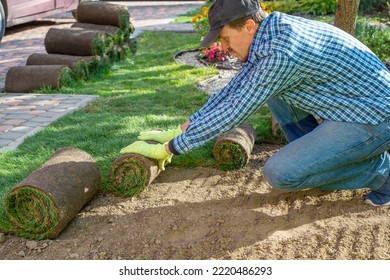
[334,0,361,35]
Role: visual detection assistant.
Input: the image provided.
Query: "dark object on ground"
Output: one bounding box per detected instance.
[45,28,110,56]
[213,123,257,170]
[26,53,97,67]
[4,65,72,93]
[71,22,129,44]
[5,148,102,239]
[26,53,98,80]
[71,22,121,33]
[76,1,130,31]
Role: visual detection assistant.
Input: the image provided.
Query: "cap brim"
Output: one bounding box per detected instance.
[199,27,223,48]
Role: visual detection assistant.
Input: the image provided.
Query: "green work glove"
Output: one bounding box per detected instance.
[120,141,172,171]
[137,125,182,143]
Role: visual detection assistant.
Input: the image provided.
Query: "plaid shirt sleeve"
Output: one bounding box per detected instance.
[189,79,231,123]
[173,51,298,154]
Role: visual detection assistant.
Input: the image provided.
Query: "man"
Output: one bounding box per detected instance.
[121,0,390,206]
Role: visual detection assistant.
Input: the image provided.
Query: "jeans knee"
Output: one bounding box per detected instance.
[263,160,303,191]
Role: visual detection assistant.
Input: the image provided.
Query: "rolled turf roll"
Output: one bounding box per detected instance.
[26,53,98,81]
[76,1,130,31]
[108,153,160,197]
[26,53,97,67]
[71,22,121,33]
[71,22,127,44]
[45,28,110,56]
[5,148,102,239]
[213,123,257,170]
[4,65,73,93]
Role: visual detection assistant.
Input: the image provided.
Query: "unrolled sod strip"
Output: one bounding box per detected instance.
[213,123,257,170]
[76,1,130,31]
[5,148,102,240]
[108,153,160,197]
[45,28,110,56]
[4,65,73,93]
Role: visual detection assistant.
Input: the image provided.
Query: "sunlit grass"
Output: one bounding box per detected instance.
[0,31,277,232]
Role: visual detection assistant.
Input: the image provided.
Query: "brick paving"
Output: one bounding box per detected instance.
[0,1,203,151]
[0,94,97,151]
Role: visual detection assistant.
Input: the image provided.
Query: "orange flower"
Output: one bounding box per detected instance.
[192,14,202,23]
[202,7,209,17]
[260,3,272,14]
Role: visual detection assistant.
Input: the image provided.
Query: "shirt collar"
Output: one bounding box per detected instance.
[247,13,273,64]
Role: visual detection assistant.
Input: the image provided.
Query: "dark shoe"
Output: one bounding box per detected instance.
[365,191,390,206]
[365,172,390,206]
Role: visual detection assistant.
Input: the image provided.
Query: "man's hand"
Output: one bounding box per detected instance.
[120,141,172,171]
[137,125,182,143]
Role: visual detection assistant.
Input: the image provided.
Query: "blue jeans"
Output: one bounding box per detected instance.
[264,96,390,191]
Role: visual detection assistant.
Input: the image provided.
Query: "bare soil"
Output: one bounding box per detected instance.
[1,53,389,260]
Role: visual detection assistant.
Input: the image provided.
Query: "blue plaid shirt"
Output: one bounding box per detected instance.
[171,12,390,154]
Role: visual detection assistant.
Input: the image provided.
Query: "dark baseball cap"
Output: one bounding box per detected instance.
[200,0,260,48]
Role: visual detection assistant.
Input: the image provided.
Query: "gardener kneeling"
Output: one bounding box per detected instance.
[121,0,390,206]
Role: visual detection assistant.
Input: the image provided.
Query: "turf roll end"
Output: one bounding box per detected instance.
[108,153,160,197]
[213,123,257,170]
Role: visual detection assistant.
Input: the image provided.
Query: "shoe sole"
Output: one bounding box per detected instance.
[364,199,390,207]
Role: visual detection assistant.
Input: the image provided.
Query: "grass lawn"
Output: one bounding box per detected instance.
[0,31,275,232]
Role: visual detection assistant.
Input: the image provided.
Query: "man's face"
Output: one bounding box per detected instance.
[218,20,258,62]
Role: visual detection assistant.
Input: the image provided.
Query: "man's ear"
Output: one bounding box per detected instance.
[245,19,257,34]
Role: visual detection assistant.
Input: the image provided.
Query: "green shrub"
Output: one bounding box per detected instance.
[263,1,301,14]
[359,0,389,14]
[298,0,337,15]
[265,0,338,15]
[355,20,390,61]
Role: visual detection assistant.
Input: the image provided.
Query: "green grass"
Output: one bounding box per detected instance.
[0,31,277,233]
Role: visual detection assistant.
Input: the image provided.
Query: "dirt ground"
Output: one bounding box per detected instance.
[1,54,389,260]
[0,143,389,260]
